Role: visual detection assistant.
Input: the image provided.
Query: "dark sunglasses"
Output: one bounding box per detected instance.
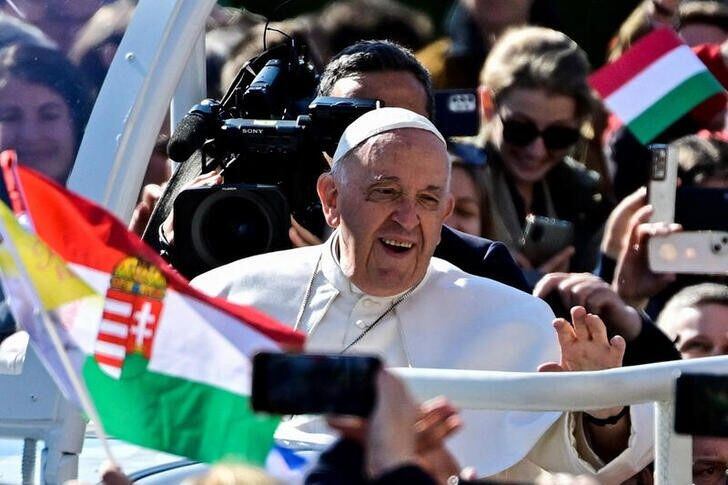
[501,116,581,151]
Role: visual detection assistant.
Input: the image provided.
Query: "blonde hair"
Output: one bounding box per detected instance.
[480,26,595,122]
[182,463,279,485]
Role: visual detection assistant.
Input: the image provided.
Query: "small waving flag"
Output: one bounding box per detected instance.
[590,28,725,143]
[0,159,304,465]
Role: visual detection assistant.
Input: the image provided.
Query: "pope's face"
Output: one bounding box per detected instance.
[318,129,453,296]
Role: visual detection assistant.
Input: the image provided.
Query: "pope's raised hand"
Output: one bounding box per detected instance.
[539,306,626,420]
[538,306,625,373]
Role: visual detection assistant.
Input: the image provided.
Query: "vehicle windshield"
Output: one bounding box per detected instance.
[0,0,133,186]
[0,2,139,482]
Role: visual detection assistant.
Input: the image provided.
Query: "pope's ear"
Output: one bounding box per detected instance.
[317,172,340,228]
[478,85,495,122]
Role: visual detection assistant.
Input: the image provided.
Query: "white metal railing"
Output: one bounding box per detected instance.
[393,355,728,485]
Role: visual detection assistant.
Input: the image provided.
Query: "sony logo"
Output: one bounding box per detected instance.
[240,128,265,134]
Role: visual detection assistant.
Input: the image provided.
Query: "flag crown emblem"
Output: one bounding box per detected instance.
[95,257,167,378]
[110,257,167,300]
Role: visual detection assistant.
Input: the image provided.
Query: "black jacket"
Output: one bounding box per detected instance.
[436,225,531,293]
[305,439,436,485]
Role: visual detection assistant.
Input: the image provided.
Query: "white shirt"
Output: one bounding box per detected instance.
[192,232,653,479]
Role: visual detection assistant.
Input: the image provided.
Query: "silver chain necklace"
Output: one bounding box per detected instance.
[293,252,415,353]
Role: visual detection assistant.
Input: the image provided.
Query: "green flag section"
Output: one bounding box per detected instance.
[626,71,722,143]
[0,161,305,465]
[589,28,725,144]
[84,354,279,464]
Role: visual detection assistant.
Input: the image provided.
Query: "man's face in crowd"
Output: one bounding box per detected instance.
[666,303,728,358]
[318,129,453,297]
[693,437,728,485]
[328,70,428,117]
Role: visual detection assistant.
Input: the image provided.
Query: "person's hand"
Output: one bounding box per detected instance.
[414,397,461,453]
[160,171,223,246]
[613,205,680,308]
[129,184,163,236]
[100,465,132,485]
[514,245,575,274]
[600,187,646,260]
[539,306,626,419]
[534,273,642,341]
[414,397,462,484]
[289,216,322,247]
[365,370,419,477]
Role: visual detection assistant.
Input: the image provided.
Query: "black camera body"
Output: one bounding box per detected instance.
[167,41,379,278]
[173,184,290,277]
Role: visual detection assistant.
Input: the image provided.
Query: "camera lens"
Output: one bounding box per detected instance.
[190,187,286,268]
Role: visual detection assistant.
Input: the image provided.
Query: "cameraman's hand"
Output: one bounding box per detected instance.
[160,171,222,246]
[534,272,642,341]
[613,205,680,308]
[601,186,646,260]
[129,183,163,236]
[289,217,322,247]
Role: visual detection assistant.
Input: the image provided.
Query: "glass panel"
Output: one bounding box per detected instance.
[0,0,136,186]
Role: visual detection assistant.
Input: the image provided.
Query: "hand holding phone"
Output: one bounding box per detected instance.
[251,352,381,417]
[519,214,575,267]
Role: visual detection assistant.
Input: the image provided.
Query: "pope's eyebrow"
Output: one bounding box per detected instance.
[422,184,445,193]
[371,175,400,183]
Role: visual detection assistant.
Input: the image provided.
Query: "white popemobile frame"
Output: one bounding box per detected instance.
[0,0,725,482]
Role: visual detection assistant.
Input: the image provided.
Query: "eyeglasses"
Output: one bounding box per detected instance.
[500,115,581,151]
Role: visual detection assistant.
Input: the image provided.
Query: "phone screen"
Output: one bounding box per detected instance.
[675,187,728,232]
[251,352,381,417]
[675,373,728,437]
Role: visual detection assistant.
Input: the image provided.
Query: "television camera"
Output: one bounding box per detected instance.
[160,42,379,278]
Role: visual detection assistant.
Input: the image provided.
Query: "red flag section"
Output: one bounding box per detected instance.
[589,28,683,98]
[17,166,304,349]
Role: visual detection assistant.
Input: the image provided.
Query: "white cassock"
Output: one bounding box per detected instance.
[192,231,653,481]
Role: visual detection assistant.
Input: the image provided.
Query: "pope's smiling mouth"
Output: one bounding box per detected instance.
[380,238,414,254]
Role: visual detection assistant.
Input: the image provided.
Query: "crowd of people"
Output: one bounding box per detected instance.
[1,0,728,483]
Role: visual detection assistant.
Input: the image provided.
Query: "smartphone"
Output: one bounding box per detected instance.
[519,214,574,266]
[433,89,480,138]
[647,144,678,224]
[675,373,728,437]
[675,186,728,232]
[251,352,381,417]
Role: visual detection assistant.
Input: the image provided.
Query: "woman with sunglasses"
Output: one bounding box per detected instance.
[474,26,613,277]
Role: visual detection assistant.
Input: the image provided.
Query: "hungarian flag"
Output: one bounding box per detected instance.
[589,28,725,143]
[0,161,304,465]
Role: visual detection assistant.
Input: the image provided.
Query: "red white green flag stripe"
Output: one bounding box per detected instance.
[589,28,724,143]
[0,166,305,465]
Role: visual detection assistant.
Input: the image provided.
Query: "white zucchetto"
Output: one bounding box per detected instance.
[332,107,446,165]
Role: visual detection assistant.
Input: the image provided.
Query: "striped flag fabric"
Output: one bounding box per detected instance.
[589,28,725,144]
[0,164,305,465]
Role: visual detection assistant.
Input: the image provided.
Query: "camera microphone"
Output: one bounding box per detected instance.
[167,99,221,162]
